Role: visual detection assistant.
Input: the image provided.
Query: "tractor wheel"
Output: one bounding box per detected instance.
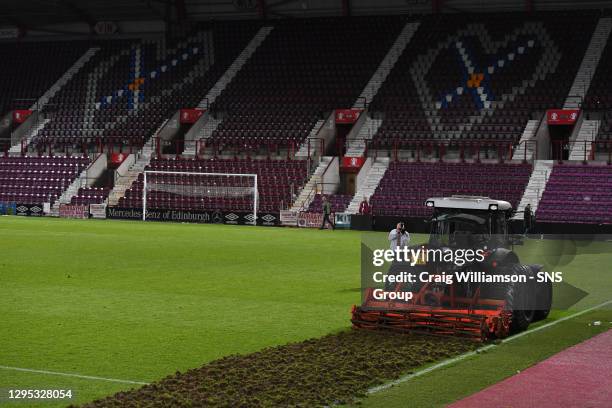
[533,273,552,321]
[505,264,536,333]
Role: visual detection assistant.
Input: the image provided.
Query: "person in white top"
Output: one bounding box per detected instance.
[385,222,411,291]
[388,222,410,250]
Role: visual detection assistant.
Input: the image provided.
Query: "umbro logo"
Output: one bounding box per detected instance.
[261,214,276,222]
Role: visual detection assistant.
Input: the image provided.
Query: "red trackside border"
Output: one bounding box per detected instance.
[449,329,612,408]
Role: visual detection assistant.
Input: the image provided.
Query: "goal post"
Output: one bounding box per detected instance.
[142,170,258,224]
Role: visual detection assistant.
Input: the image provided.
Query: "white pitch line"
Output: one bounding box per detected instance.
[498,299,612,344]
[0,365,148,385]
[368,299,612,394]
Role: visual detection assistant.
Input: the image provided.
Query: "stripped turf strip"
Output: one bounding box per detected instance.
[74,330,477,407]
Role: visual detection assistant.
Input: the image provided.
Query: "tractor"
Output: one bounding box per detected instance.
[351,196,552,341]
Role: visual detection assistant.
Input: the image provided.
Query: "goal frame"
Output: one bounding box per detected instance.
[142,170,258,224]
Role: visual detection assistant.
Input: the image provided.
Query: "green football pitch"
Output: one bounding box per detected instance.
[0,217,610,407]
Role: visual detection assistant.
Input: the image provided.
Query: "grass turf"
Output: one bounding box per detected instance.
[0,217,363,407]
[1,217,610,407]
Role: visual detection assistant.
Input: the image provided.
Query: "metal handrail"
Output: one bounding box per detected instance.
[194,136,325,160]
[362,138,537,163]
[553,139,612,162]
[356,96,368,110]
[295,157,336,211]
[298,181,339,212]
[299,183,318,212]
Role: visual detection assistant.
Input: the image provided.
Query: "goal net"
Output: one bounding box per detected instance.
[143,171,258,224]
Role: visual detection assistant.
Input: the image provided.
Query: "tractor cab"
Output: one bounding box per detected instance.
[426,196,514,250]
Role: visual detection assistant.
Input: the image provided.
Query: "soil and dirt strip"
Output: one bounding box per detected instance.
[75,330,478,407]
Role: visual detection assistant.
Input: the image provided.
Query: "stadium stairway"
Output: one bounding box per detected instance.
[181,26,273,155]
[564,16,612,109]
[345,117,383,157]
[32,47,100,112]
[290,156,336,212]
[182,116,224,155]
[8,118,50,155]
[513,159,554,220]
[511,119,541,161]
[50,154,107,215]
[352,21,421,108]
[343,21,420,158]
[107,119,167,206]
[305,20,419,211]
[346,157,390,214]
[196,26,273,109]
[295,119,326,158]
[569,119,600,161]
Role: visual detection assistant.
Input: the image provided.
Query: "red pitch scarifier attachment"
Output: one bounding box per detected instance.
[351,285,513,342]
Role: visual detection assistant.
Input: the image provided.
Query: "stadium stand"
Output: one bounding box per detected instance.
[583,29,612,114]
[536,164,612,224]
[22,23,261,207]
[367,12,596,151]
[0,40,95,153]
[2,10,612,230]
[31,22,260,155]
[583,24,612,146]
[369,162,532,217]
[206,16,405,154]
[34,39,136,154]
[0,155,89,205]
[0,41,92,115]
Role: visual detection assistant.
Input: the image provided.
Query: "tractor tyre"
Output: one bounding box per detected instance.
[505,264,536,333]
[533,273,553,321]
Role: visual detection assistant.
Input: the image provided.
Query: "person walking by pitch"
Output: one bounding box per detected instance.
[524,203,533,235]
[320,195,335,230]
